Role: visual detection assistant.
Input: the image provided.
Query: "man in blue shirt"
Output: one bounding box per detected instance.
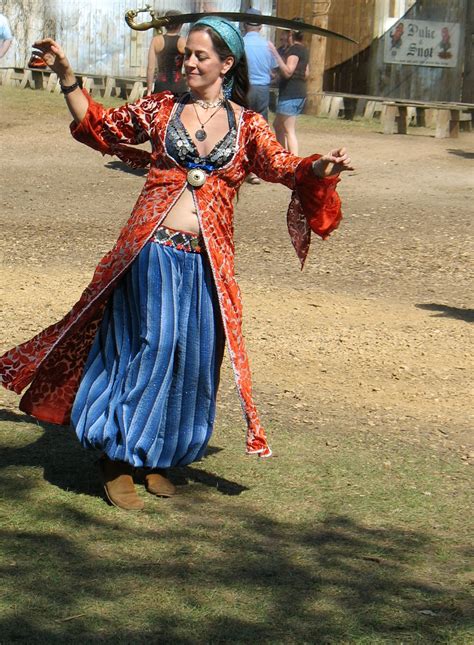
[243,8,276,122]
[243,8,276,183]
[0,13,13,59]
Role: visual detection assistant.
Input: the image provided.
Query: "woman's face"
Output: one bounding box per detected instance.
[184,30,234,93]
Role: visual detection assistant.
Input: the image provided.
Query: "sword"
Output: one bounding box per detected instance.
[125,7,357,44]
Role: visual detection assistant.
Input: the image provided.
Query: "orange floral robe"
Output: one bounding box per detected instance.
[0,91,343,457]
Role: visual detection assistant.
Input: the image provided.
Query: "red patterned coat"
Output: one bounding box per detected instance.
[0,91,342,457]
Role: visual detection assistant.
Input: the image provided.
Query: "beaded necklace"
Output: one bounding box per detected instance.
[191,101,223,142]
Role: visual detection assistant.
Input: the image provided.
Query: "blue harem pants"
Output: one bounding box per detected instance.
[71,239,224,469]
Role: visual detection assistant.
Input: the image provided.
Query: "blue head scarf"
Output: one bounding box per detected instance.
[191,16,245,63]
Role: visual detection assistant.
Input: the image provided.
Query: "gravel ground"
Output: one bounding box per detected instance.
[1,91,472,464]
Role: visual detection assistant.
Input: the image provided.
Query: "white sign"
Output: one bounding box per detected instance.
[384,20,460,67]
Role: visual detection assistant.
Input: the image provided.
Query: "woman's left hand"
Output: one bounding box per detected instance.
[312,148,354,177]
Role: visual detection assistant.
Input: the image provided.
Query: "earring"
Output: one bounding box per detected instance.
[223,76,234,99]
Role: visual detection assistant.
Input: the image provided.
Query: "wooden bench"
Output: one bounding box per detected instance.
[71,73,107,97]
[103,76,146,102]
[310,92,474,137]
[0,68,146,102]
[363,100,383,119]
[1,68,29,87]
[382,100,474,138]
[311,92,386,121]
[1,67,50,90]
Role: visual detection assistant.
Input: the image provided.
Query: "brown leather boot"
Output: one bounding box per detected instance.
[144,470,176,497]
[99,457,144,510]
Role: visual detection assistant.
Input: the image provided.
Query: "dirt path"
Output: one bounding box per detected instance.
[1,89,472,462]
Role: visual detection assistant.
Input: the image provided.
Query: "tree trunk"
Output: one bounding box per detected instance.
[306,1,330,114]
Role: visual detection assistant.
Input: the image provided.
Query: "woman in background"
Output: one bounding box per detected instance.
[146,9,186,95]
[270,24,309,155]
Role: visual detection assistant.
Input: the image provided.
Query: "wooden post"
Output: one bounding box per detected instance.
[435,109,450,138]
[128,81,145,102]
[328,96,343,118]
[383,103,397,134]
[104,77,116,98]
[306,1,330,115]
[396,105,408,134]
[46,73,59,93]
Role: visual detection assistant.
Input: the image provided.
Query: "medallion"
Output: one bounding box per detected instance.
[187,168,207,187]
[195,129,207,142]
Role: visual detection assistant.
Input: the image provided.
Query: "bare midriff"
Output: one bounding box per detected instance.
[161,186,200,234]
[160,103,242,235]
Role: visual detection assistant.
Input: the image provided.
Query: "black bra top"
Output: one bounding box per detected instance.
[165,93,238,170]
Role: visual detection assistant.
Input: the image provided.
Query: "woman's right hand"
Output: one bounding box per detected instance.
[32,38,87,123]
[32,38,72,77]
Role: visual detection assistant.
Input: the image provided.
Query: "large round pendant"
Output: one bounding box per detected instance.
[187,168,207,188]
[195,128,207,141]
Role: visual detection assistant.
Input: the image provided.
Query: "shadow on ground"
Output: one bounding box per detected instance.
[104,160,148,176]
[0,507,470,642]
[0,410,246,500]
[447,149,474,160]
[416,303,474,323]
[0,413,471,643]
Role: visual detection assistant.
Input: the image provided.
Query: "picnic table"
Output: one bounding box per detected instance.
[310,91,474,138]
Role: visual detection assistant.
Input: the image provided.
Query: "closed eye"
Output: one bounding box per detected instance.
[184,49,209,61]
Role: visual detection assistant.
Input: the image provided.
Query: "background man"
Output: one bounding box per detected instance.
[0,13,12,59]
[243,8,276,122]
[243,8,276,184]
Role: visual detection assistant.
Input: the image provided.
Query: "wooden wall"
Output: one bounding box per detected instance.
[275,0,374,67]
[2,0,470,101]
[275,0,470,102]
[462,0,474,101]
[0,0,244,77]
[324,0,376,94]
[275,0,376,95]
[367,0,469,101]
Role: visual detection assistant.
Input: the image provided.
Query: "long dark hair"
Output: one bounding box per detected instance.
[188,24,249,108]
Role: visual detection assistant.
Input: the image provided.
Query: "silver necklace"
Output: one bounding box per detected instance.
[191,101,223,142]
[190,92,224,110]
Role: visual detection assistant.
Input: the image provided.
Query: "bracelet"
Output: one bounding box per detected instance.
[60,80,80,95]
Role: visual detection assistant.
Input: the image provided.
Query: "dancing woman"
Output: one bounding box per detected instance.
[0,18,353,510]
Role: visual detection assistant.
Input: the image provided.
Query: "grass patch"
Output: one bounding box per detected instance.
[0,85,128,120]
[0,85,381,135]
[1,411,472,643]
[0,85,437,138]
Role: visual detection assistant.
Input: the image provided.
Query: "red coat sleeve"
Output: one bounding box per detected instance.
[245,112,343,267]
[69,90,172,169]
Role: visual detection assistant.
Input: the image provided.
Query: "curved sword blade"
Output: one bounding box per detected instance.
[128,10,358,44]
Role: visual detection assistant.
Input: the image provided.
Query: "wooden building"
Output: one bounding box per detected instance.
[276,0,472,105]
[0,0,267,77]
[1,0,471,103]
